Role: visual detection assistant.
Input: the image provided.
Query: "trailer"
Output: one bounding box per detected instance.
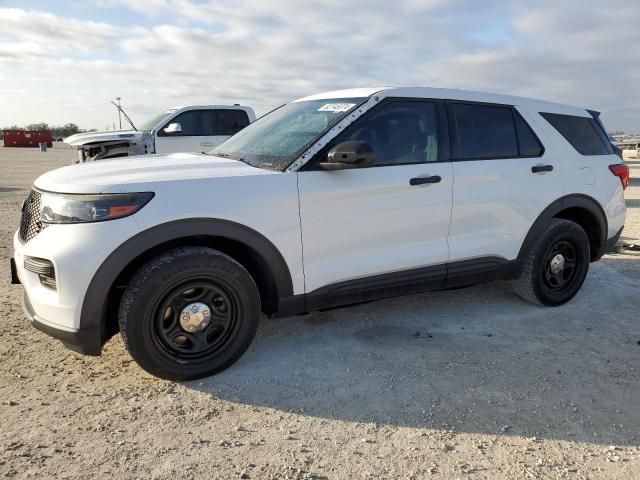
[2,130,53,148]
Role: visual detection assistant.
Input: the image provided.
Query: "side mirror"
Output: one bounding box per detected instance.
[320,141,376,170]
[163,122,182,135]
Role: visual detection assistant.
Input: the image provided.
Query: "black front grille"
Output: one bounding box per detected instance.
[19,190,48,242]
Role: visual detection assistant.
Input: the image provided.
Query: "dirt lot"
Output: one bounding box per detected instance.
[1,143,639,479]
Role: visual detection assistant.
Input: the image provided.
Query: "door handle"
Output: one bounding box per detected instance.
[410,175,441,186]
[531,164,553,173]
[200,142,215,147]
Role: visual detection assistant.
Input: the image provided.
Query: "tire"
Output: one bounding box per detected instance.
[118,247,260,380]
[512,219,590,306]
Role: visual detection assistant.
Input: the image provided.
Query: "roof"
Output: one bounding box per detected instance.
[293,87,389,102]
[167,105,251,111]
[293,86,590,117]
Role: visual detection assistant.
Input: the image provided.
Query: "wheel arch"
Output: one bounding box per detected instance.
[518,194,608,263]
[81,218,294,347]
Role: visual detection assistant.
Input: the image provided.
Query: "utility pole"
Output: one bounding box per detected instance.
[116,97,122,130]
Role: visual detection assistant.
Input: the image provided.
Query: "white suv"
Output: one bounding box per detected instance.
[11,87,628,380]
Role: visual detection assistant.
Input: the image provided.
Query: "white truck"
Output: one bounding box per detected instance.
[65,105,256,162]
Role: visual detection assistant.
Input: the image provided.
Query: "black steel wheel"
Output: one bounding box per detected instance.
[152,281,239,360]
[512,219,590,306]
[541,240,579,294]
[119,247,260,380]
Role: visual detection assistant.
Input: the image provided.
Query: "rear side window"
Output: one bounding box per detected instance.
[450,103,518,159]
[450,103,543,159]
[214,110,250,136]
[540,112,610,156]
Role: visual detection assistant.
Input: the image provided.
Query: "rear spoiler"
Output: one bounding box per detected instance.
[587,109,619,157]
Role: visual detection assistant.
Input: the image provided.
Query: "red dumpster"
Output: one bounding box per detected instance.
[2,130,53,148]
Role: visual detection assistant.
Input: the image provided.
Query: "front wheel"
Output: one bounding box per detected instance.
[119,247,260,380]
[512,219,590,306]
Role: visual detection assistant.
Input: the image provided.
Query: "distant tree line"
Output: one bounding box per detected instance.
[1,123,96,139]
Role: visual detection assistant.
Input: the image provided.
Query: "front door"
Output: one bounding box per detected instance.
[298,99,453,293]
[155,109,218,154]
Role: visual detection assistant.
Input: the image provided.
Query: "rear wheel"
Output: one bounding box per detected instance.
[512,219,590,306]
[119,247,260,380]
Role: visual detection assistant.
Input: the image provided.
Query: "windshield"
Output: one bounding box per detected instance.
[211,97,365,171]
[138,109,178,131]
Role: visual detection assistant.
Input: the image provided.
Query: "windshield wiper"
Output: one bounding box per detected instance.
[206,151,249,165]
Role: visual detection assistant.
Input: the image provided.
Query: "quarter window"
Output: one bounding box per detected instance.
[540,112,610,156]
[324,101,439,166]
[514,111,543,157]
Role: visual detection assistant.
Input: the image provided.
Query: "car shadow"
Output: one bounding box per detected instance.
[187,259,640,446]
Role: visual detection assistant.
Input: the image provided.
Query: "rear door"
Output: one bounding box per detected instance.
[298,99,453,294]
[446,101,562,263]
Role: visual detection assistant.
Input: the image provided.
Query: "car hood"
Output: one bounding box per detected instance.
[64,129,147,146]
[34,152,275,194]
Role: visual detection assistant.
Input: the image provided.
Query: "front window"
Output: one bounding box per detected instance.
[314,100,440,167]
[139,109,178,132]
[157,109,251,137]
[211,98,365,171]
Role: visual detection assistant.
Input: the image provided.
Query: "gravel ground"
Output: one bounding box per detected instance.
[1,144,639,479]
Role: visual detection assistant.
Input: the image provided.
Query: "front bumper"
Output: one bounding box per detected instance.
[12,216,140,356]
[22,292,101,355]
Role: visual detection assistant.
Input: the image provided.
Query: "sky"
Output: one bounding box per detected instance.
[0,0,638,133]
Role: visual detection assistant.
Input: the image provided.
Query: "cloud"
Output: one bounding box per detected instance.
[0,1,638,132]
[0,7,144,53]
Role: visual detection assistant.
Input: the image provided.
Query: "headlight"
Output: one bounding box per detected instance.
[40,191,154,224]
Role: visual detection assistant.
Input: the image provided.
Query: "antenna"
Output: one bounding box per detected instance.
[110,100,138,131]
[116,97,122,129]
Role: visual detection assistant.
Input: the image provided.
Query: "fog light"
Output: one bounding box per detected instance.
[24,257,56,290]
[38,275,57,290]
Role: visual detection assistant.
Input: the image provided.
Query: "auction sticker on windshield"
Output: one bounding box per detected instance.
[317,103,356,112]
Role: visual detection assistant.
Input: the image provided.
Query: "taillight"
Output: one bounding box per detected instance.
[609,163,629,190]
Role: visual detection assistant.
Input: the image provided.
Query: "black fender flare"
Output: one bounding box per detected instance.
[517,194,608,261]
[80,218,294,344]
